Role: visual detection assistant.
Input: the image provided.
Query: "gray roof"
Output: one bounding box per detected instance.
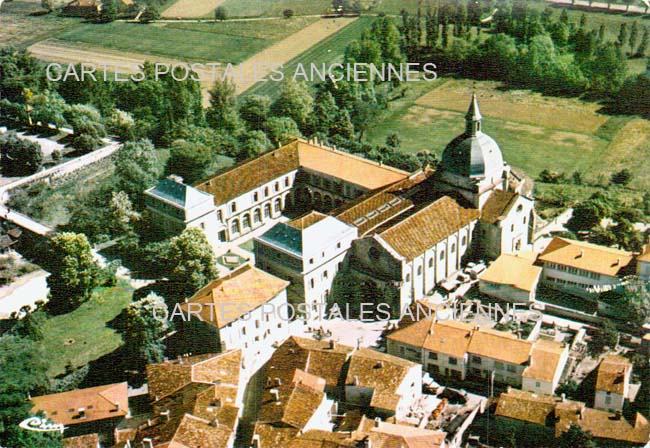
[441,132,503,179]
[147,176,212,209]
[258,224,303,257]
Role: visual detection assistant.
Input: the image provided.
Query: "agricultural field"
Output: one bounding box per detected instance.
[0,1,80,49]
[55,17,319,64]
[365,78,650,191]
[161,0,227,18]
[243,16,372,97]
[216,0,334,18]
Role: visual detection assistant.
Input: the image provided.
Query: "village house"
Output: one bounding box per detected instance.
[494,387,650,447]
[387,319,568,394]
[30,382,130,446]
[254,211,357,315]
[116,350,242,448]
[179,266,290,377]
[594,354,635,412]
[478,251,542,303]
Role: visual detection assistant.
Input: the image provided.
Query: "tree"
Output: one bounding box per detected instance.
[206,77,239,131]
[239,95,272,130]
[618,23,629,50]
[28,90,66,129]
[114,139,160,203]
[98,0,117,23]
[630,21,640,56]
[558,424,597,448]
[566,192,616,234]
[107,191,141,237]
[236,130,271,162]
[272,80,314,130]
[163,228,218,296]
[46,232,99,314]
[584,44,628,96]
[283,8,294,18]
[165,139,213,185]
[214,6,227,21]
[65,104,106,153]
[0,335,62,448]
[139,5,160,23]
[590,318,618,355]
[264,116,302,146]
[610,168,632,186]
[123,292,170,373]
[0,131,43,176]
[637,28,650,58]
[307,90,338,136]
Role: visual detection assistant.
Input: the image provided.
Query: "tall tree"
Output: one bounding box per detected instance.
[618,23,629,50]
[165,139,213,185]
[114,139,160,203]
[264,116,302,146]
[162,228,218,296]
[46,232,99,314]
[638,27,650,57]
[0,132,43,176]
[630,21,640,55]
[239,95,272,131]
[206,77,239,132]
[557,424,597,448]
[272,80,314,131]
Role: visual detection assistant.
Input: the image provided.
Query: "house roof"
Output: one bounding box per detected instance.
[467,328,533,365]
[369,421,447,448]
[523,339,567,382]
[167,413,234,448]
[287,429,358,447]
[538,237,634,277]
[480,252,542,292]
[556,407,650,444]
[253,422,300,448]
[345,348,418,412]
[388,319,474,359]
[181,266,289,329]
[495,388,560,426]
[31,382,129,426]
[286,211,328,230]
[145,175,213,210]
[195,139,408,205]
[481,190,519,224]
[62,434,99,448]
[595,354,632,395]
[379,196,480,261]
[146,350,242,401]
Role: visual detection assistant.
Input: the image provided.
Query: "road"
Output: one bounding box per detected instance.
[547,0,649,14]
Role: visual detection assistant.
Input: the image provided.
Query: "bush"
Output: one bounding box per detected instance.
[214,6,227,20]
[610,168,632,186]
[283,8,294,18]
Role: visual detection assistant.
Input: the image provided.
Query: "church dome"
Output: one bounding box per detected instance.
[441,94,504,181]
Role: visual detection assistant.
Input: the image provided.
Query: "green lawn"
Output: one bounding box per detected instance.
[217,0,333,18]
[365,78,650,192]
[38,280,134,377]
[57,17,318,63]
[243,16,373,98]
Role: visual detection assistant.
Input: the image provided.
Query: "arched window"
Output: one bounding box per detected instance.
[417,266,422,275]
[264,187,269,197]
[405,273,411,282]
[264,203,271,218]
[242,214,251,229]
[231,220,240,235]
[451,243,456,253]
[274,198,281,213]
[275,182,280,191]
[462,236,467,246]
[429,258,434,268]
[253,209,261,224]
[285,177,290,187]
[440,251,445,261]
[230,202,237,213]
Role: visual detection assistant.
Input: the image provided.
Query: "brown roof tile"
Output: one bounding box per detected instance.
[480,252,542,292]
[495,388,558,426]
[595,354,632,395]
[481,190,518,224]
[388,319,474,359]
[379,196,480,261]
[287,211,329,230]
[538,237,634,277]
[31,382,129,426]
[181,266,289,329]
[522,339,567,382]
[62,434,99,448]
[468,329,532,365]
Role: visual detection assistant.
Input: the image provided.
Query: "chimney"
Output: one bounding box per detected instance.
[275,377,282,387]
[374,417,381,428]
[252,434,261,448]
[270,388,280,402]
[615,410,622,420]
[178,355,183,364]
[561,393,566,403]
[210,418,219,427]
[329,340,336,349]
[616,258,621,266]
[160,410,170,422]
[579,249,584,258]
[142,438,154,448]
[353,375,360,386]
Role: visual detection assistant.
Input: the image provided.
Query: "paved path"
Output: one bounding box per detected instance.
[0,205,53,236]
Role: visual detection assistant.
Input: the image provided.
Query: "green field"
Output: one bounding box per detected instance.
[365,78,650,192]
[38,280,134,377]
[243,16,373,98]
[57,17,318,63]
[217,0,333,18]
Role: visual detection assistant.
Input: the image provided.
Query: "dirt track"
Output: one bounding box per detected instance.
[161,0,227,18]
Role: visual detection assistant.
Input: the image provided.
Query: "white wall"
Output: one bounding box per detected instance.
[479,281,535,304]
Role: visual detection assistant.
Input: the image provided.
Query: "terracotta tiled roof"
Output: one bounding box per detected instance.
[480,252,542,292]
[287,429,358,447]
[168,414,234,448]
[495,388,559,426]
[62,434,99,448]
[31,382,129,426]
[346,348,418,412]
[538,237,634,277]
[253,422,300,448]
[181,266,289,329]
[388,319,474,359]
[147,351,241,401]
[379,196,480,261]
[481,190,518,224]
[467,329,533,365]
[595,354,632,395]
[287,211,329,230]
[523,339,567,382]
[556,407,650,444]
[195,139,408,205]
[369,421,447,448]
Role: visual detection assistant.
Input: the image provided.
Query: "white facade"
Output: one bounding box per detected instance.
[541,262,619,298]
[218,288,290,375]
[483,195,534,259]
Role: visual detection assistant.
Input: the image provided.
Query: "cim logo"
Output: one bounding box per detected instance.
[18,416,66,434]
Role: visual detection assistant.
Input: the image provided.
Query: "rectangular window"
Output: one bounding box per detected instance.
[472,355,482,364]
[428,352,438,360]
[495,361,504,370]
[507,364,516,373]
[448,357,458,365]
